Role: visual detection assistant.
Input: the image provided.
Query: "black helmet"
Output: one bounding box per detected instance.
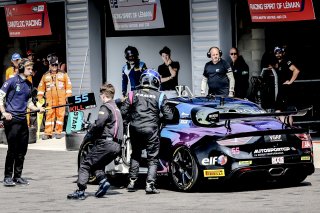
[124,46,139,61]
[140,69,161,90]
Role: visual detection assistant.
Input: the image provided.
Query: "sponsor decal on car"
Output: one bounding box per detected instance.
[271,156,284,164]
[201,155,227,166]
[231,147,240,155]
[301,156,311,161]
[239,160,252,165]
[264,134,286,142]
[253,147,291,157]
[204,169,225,177]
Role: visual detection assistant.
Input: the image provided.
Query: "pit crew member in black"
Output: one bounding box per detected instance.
[157,46,180,91]
[201,47,235,97]
[0,59,45,187]
[67,83,123,200]
[121,69,173,194]
[229,47,250,99]
[273,46,300,125]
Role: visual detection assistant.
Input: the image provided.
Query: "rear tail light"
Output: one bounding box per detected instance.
[217,137,252,146]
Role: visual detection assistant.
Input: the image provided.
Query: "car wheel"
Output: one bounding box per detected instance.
[77,140,97,184]
[121,136,132,167]
[170,146,199,191]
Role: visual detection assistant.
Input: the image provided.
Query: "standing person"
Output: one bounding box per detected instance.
[229,47,250,99]
[122,46,147,98]
[0,58,45,186]
[121,69,173,194]
[201,47,235,97]
[273,46,300,125]
[37,55,72,140]
[157,46,180,92]
[67,83,123,200]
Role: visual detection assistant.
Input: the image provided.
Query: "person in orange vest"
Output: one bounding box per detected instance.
[37,55,72,140]
[5,53,33,83]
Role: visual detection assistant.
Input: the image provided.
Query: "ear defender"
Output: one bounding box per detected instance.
[207,47,222,58]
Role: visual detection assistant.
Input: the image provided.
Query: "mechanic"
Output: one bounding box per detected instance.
[67,83,123,200]
[0,58,45,186]
[122,46,147,98]
[37,55,72,140]
[201,46,235,97]
[273,46,300,125]
[121,69,174,194]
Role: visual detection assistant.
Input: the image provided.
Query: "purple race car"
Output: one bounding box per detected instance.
[79,96,315,191]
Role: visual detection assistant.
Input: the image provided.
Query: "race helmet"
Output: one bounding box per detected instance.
[140,69,161,90]
[124,46,139,62]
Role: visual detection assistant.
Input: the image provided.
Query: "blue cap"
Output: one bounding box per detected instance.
[11,53,22,61]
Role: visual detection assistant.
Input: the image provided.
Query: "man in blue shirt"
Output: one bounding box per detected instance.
[0,58,45,187]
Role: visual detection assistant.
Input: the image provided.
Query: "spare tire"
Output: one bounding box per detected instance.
[66,131,86,151]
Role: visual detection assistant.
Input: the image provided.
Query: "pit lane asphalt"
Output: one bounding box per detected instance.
[0,147,320,213]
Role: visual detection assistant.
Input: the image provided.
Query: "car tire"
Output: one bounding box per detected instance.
[121,136,132,167]
[170,146,199,191]
[66,131,86,151]
[77,139,97,184]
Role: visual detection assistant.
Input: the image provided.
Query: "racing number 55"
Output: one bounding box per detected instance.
[74,94,89,104]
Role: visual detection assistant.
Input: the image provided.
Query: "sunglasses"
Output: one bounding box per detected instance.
[230,53,238,55]
[51,64,59,67]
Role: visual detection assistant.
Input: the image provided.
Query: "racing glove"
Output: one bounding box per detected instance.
[200,76,208,96]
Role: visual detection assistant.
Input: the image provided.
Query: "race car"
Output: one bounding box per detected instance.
[78,95,315,191]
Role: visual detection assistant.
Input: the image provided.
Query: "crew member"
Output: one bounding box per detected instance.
[37,55,72,140]
[0,58,45,186]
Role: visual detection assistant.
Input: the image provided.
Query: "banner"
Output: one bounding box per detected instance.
[4,2,51,37]
[109,0,164,31]
[248,0,316,22]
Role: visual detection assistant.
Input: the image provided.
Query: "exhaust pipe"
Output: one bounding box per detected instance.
[269,167,284,176]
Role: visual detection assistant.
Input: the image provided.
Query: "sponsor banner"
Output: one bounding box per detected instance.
[248,0,316,22]
[5,2,51,37]
[108,0,164,31]
[253,146,295,157]
[204,169,225,177]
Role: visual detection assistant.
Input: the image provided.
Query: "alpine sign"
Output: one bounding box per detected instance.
[4,2,52,37]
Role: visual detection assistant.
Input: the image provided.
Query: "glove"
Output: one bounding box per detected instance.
[228,91,235,97]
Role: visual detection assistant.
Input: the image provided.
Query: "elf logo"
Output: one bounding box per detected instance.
[201,155,227,166]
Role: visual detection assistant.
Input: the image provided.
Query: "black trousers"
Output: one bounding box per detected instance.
[4,118,29,178]
[77,139,120,190]
[129,125,160,183]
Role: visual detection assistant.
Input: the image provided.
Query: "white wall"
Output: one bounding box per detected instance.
[106,35,192,98]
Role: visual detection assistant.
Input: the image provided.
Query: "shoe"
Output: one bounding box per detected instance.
[55,134,64,139]
[42,135,52,140]
[127,178,137,192]
[3,177,16,187]
[145,181,160,194]
[67,190,86,200]
[95,179,110,198]
[13,177,29,185]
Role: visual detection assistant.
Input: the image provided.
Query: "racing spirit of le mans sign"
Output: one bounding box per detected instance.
[4,2,52,37]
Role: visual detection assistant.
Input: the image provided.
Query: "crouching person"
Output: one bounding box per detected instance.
[121,69,174,194]
[67,83,123,200]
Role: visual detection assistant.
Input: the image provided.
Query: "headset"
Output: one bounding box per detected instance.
[18,58,29,73]
[207,46,222,58]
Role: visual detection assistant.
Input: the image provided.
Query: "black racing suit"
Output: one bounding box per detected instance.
[230,55,249,99]
[78,100,123,190]
[121,88,173,183]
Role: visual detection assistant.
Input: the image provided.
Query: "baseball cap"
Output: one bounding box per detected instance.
[11,53,22,61]
[159,46,171,55]
[274,46,283,54]
[27,50,34,56]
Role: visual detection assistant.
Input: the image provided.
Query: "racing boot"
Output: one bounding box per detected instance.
[95,178,110,198]
[127,178,137,192]
[145,181,160,194]
[67,190,86,200]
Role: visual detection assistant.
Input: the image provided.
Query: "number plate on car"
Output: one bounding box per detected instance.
[272,156,284,164]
